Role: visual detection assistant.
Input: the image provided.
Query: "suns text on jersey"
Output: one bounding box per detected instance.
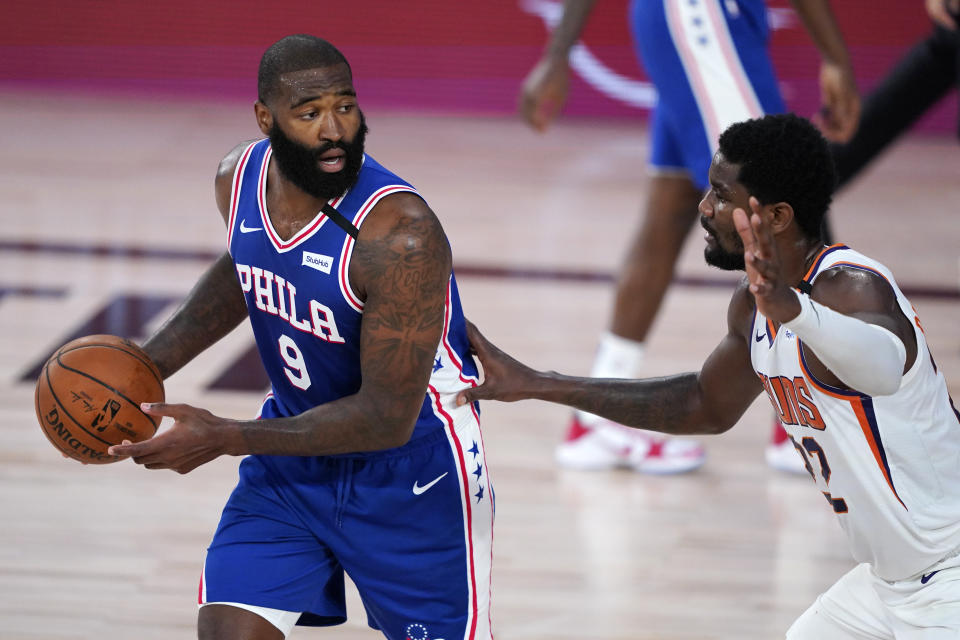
[236,263,344,343]
[757,373,826,430]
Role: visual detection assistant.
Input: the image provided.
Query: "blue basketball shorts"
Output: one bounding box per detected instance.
[199,398,494,640]
[629,0,786,189]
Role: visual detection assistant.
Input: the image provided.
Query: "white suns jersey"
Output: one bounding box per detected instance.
[750,245,960,581]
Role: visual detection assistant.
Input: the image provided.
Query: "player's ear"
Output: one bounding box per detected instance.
[254,101,273,136]
[767,201,794,235]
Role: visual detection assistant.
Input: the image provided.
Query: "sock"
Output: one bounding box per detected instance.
[576,332,644,428]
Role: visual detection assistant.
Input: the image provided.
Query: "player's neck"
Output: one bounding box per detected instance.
[783,236,827,288]
[265,164,330,238]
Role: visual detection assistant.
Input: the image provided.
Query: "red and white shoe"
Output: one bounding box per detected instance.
[765,420,808,474]
[555,416,705,474]
[627,432,706,474]
[554,416,631,470]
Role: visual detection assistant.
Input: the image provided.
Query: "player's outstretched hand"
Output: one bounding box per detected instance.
[733,197,801,323]
[108,403,237,474]
[456,321,540,406]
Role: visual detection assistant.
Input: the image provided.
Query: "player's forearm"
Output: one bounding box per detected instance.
[545,0,598,59]
[790,0,853,68]
[142,252,248,379]
[527,370,730,436]
[784,290,906,396]
[221,387,423,456]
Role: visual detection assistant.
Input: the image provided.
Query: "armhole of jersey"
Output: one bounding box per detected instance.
[809,257,923,382]
[226,141,259,256]
[337,185,420,312]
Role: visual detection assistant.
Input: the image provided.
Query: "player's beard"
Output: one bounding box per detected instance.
[701,216,746,271]
[268,111,368,202]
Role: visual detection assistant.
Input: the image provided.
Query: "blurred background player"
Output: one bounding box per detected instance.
[520,0,860,474]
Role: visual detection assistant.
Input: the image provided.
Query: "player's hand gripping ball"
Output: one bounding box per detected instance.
[34,335,164,464]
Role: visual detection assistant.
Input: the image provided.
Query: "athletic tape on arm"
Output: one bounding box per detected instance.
[783,289,906,397]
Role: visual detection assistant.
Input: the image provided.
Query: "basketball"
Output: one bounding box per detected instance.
[34,335,165,464]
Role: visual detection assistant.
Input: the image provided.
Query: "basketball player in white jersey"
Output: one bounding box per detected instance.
[458,113,960,637]
[520,0,860,474]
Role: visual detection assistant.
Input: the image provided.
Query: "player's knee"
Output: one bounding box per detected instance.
[198,604,286,640]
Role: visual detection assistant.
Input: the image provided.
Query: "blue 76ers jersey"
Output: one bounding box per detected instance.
[225,139,480,451]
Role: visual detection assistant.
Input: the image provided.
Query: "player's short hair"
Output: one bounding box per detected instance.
[258,35,351,105]
[718,113,836,240]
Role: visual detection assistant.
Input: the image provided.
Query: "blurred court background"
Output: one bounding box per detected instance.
[1,1,957,638]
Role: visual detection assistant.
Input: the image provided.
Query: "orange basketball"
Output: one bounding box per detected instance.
[34,335,164,464]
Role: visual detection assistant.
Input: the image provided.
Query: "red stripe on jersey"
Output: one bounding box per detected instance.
[440,279,480,388]
[428,384,479,639]
[255,149,347,252]
[227,142,258,251]
[337,185,417,310]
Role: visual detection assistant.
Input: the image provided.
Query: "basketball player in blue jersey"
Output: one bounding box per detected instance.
[521,0,860,474]
[459,113,960,637]
[108,35,494,640]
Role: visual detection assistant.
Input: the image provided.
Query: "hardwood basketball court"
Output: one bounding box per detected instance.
[0,89,957,639]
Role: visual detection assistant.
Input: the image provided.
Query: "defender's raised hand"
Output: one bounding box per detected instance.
[733,197,801,323]
[456,321,541,406]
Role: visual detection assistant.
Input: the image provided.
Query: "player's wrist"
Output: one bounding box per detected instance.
[219,419,249,457]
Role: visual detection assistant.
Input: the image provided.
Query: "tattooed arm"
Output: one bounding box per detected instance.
[111,192,451,471]
[141,142,251,378]
[458,279,764,436]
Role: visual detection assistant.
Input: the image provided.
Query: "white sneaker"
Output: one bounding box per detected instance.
[555,416,705,474]
[628,433,706,474]
[766,421,809,474]
[554,417,631,470]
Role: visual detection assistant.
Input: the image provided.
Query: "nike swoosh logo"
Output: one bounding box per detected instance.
[921,570,940,584]
[755,332,765,343]
[239,220,263,233]
[412,472,448,495]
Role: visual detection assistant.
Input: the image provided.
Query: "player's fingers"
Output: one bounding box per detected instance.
[466,320,489,352]
[831,93,860,142]
[519,81,554,133]
[465,320,499,368]
[108,437,154,459]
[528,101,554,133]
[749,211,777,257]
[456,385,490,407]
[732,207,758,256]
[519,90,540,128]
[140,402,189,419]
[822,88,860,143]
[456,389,473,406]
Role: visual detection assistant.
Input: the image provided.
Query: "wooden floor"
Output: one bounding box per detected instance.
[0,88,957,639]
